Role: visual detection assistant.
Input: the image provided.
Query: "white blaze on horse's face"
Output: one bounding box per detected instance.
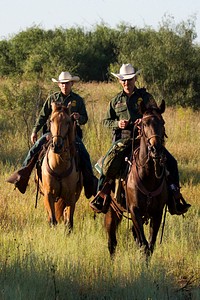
[50,109,71,154]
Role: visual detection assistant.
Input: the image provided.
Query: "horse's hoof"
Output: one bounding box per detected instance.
[49,218,57,226]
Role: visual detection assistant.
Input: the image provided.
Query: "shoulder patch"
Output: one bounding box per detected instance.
[137,97,143,104]
[71,100,77,107]
[115,101,124,108]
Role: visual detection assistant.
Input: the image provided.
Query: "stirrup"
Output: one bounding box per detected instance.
[90,191,110,213]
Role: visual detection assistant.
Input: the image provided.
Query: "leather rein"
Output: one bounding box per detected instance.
[132,114,166,199]
[46,114,76,180]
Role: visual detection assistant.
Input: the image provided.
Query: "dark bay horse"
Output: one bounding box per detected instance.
[105,100,168,257]
[40,102,83,230]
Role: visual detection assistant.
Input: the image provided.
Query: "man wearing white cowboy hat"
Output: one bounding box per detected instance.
[111,63,141,81]
[7,71,98,199]
[51,71,80,83]
[90,63,190,215]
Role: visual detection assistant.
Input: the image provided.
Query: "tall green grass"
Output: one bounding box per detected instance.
[0,82,199,299]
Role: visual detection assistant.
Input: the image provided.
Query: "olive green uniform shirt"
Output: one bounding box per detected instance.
[103,87,156,129]
[103,87,156,140]
[32,91,88,134]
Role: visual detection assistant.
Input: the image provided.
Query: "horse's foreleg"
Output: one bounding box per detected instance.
[148,213,163,253]
[54,199,66,222]
[44,193,57,226]
[63,204,75,233]
[130,206,149,251]
[132,225,137,241]
[104,207,122,257]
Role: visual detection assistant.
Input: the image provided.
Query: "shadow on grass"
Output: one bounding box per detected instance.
[0,259,198,300]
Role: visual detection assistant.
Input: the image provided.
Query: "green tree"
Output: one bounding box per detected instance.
[0,40,15,75]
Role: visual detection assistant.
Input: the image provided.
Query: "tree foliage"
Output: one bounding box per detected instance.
[0,17,200,108]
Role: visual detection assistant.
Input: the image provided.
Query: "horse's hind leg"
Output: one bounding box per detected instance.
[104,207,122,257]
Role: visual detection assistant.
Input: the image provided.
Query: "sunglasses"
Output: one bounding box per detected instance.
[121,78,134,82]
[60,82,71,85]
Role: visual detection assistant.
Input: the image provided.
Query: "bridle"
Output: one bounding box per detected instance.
[134,114,166,178]
[141,114,164,144]
[45,111,74,194]
[50,134,68,153]
[50,112,72,154]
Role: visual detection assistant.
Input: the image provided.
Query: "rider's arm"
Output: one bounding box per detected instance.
[103,102,119,129]
[70,93,88,125]
[32,96,52,135]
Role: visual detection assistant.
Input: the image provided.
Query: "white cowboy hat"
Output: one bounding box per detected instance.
[52,71,80,83]
[111,63,141,80]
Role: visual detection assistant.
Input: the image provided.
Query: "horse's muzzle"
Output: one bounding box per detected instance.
[148,144,163,159]
[51,140,64,154]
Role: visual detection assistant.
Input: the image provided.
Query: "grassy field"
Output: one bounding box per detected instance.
[0,82,200,299]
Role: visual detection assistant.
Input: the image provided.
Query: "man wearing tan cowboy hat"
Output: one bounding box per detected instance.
[7,71,98,199]
[90,63,190,215]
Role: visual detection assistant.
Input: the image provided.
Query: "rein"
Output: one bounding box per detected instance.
[47,113,76,181]
[132,162,166,199]
[110,198,132,220]
[134,114,165,168]
[133,147,150,168]
[131,113,166,199]
[50,134,68,153]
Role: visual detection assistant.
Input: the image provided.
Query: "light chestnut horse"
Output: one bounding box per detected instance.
[40,102,83,230]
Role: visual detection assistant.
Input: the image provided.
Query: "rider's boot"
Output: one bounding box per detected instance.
[6,153,39,194]
[83,174,98,199]
[89,179,113,213]
[168,184,191,215]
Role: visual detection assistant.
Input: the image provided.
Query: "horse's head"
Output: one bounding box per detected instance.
[138,100,166,159]
[50,102,75,154]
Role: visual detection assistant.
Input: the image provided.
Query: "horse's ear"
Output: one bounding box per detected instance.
[159,100,165,114]
[51,102,63,112]
[138,100,147,115]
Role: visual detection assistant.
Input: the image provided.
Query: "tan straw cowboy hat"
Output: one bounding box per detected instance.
[52,71,80,83]
[111,63,141,80]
